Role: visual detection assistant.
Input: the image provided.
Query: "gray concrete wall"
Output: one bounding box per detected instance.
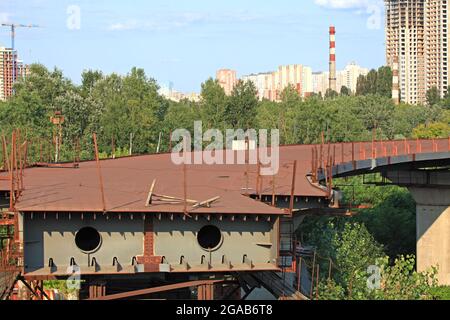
[153,215,277,268]
[23,213,144,273]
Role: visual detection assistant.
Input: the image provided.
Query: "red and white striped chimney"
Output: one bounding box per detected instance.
[329,25,337,92]
[392,56,400,105]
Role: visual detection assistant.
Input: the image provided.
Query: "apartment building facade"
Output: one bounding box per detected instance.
[385,0,449,104]
[0,46,29,101]
[241,64,313,101]
[0,46,16,101]
[312,63,369,96]
[216,69,237,96]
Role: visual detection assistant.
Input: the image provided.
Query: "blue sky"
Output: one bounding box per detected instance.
[0,0,385,92]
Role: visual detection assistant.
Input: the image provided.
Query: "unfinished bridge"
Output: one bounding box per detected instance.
[0,134,449,300]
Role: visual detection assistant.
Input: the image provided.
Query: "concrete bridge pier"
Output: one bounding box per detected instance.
[386,171,450,285]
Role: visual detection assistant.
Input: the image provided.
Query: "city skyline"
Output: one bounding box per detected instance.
[0,0,385,93]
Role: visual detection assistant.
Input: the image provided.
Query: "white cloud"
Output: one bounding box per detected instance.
[108,21,139,31]
[0,12,11,24]
[106,11,263,32]
[314,0,381,10]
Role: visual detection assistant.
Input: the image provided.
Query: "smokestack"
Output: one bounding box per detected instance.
[329,26,337,92]
[392,56,400,105]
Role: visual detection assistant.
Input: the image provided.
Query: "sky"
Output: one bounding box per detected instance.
[0,0,386,93]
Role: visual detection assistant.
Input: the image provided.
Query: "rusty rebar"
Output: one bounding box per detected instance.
[93,133,107,213]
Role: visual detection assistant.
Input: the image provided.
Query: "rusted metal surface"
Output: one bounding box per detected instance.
[87,279,227,300]
[0,138,447,215]
[88,282,106,299]
[0,242,22,300]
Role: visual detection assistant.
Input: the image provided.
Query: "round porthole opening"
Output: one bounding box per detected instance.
[197,225,222,251]
[75,227,101,253]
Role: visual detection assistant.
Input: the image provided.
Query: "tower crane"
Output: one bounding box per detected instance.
[1,23,40,82]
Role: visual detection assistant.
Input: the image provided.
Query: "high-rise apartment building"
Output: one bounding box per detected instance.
[0,46,29,101]
[311,63,368,95]
[425,0,449,98]
[385,0,449,104]
[0,46,17,101]
[216,69,237,96]
[337,62,370,93]
[242,64,313,101]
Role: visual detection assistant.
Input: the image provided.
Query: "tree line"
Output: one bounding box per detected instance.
[1,64,449,299]
[0,63,448,162]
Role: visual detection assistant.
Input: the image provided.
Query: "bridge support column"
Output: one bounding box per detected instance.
[385,170,450,285]
[409,188,450,285]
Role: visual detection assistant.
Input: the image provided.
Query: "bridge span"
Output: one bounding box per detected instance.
[313,138,450,285]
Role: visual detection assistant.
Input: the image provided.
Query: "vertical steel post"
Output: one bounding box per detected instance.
[93,133,107,213]
[289,161,297,216]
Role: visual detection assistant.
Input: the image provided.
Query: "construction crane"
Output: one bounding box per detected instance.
[1,23,40,83]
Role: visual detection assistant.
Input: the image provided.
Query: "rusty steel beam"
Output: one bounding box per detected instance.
[1,135,9,171]
[93,133,107,213]
[183,163,187,215]
[9,131,15,211]
[0,219,14,226]
[289,161,297,216]
[87,280,227,301]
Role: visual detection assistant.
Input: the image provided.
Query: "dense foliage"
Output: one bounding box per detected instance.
[1,64,449,300]
[0,64,449,160]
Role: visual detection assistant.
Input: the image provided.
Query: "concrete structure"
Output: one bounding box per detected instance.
[0,46,29,101]
[312,71,329,96]
[385,0,450,104]
[241,72,272,100]
[385,0,426,105]
[424,0,449,98]
[327,141,450,285]
[0,46,17,101]
[329,26,337,92]
[392,56,401,104]
[242,65,313,101]
[385,171,450,285]
[337,62,369,94]
[158,86,200,102]
[216,69,237,96]
[312,63,368,95]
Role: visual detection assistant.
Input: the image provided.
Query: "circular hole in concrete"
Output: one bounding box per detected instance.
[197,225,222,251]
[75,227,101,253]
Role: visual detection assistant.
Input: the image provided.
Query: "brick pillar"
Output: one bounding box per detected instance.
[144,218,154,257]
[137,217,161,272]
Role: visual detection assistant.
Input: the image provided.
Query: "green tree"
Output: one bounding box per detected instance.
[325,88,338,99]
[426,86,441,106]
[375,66,393,98]
[391,104,443,138]
[340,86,350,96]
[199,78,228,130]
[412,122,450,139]
[81,70,103,96]
[91,68,164,154]
[356,67,392,98]
[224,80,258,129]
